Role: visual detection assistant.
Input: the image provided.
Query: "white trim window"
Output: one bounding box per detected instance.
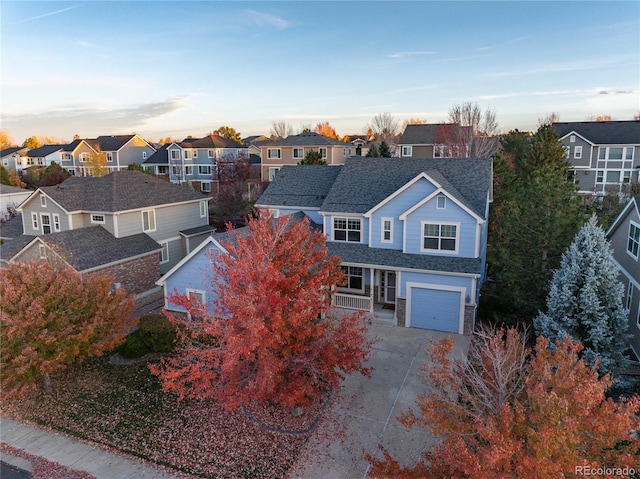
[91,214,106,224]
[401,146,412,157]
[184,166,193,175]
[626,282,634,311]
[200,201,207,218]
[185,150,193,160]
[628,221,640,259]
[79,153,89,162]
[106,152,114,162]
[421,222,458,253]
[333,217,361,242]
[268,167,280,181]
[267,149,281,159]
[40,195,47,207]
[39,244,47,259]
[293,148,304,159]
[269,208,280,218]
[436,194,446,209]
[142,151,147,160]
[142,210,156,232]
[198,165,212,175]
[564,146,570,158]
[186,288,205,304]
[170,150,180,160]
[61,153,73,161]
[570,135,576,143]
[381,217,393,243]
[53,214,60,232]
[574,146,582,159]
[201,182,212,193]
[319,147,327,159]
[159,241,169,263]
[31,212,38,230]
[340,266,364,292]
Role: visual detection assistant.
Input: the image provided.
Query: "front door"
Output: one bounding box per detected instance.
[41,214,51,234]
[384,271,396,304]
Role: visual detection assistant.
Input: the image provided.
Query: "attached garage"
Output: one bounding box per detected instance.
[406,283,465,333]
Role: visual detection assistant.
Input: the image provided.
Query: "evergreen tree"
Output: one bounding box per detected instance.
[378,141,392,157]
[0,165,10,185]
[298,150,326,165]
[365,144,380,158]
[534,215,630,377]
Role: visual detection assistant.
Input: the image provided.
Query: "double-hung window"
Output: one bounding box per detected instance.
[106,152,114,162]
[422,222,458,253]
[267,149,281,159]
[200,201,207,218]
[381,218,393,243]
[319,148,327,159]
[626,282,634,311]
[170,150,180,160]
[402,146,412,157]
[628,221,640,259]
[53,214,61,232]
[159,241,169,263]
[574,146,582,159]
[142,210,156,232]
[293,148,304,159]
[333,217,361,242]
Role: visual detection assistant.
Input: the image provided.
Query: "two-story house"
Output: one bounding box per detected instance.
[0,171,212,295]
[1,147,29,172]
[143,135,248,193]
[157,157,492,334]
[58,139,99,175]
[553,121,640,195]
[79,134,156,176]
[607,195,640,360]
[397,124,474,158]
[259,132,356,181]
[18,145,66,172]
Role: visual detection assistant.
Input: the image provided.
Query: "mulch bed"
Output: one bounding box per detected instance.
[1,355,330,478]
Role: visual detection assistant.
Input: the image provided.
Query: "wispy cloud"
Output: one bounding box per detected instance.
[393,84,441,94]
[389,51,436,59]
[485,58,634,78]
[477,35,531,52]
[77,40,97,48]
[243,9,290,31]
[12,5,81,25]
[475,87,637,102]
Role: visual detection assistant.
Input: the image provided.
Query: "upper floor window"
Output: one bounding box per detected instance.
[31,212,38,230]
[159,241,169,263]
[598,147,634,161]
[142,210,156,232]
[268,149,281,159]
[40,195,47,207]
[293,148,304,159]
[402,146,412,157]
[333,217,361,242]
[61,153,73,160]
[564,146,570,158]
[185,150,193,159]
[106,152,114,162]
[381,217,393,243]
[422,222,458,253]
[628,221,640,259]
[53,214,60,232]
[198,165,212,175]
[319,148,327,159]
[436,194,446,209]
[626,282,634,310]
[574,146,582,159]
[170,150,180,160]
[91,214,105,224]
[142,151,147,160]
[39,244,47,259]
[200,201,207,218]
[570,135,576,143]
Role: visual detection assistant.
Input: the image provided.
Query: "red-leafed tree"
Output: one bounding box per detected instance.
[0,261,134,397]
[151,212,375,410]
[367,328,640,478]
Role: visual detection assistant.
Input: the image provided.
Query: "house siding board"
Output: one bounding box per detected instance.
[399,271,472,298]
[21,199,68,234]
[610,207,640,275]
[403,197,478,257]
[410,145,433,158]
[161,239,184,274]
[116,202,206,240]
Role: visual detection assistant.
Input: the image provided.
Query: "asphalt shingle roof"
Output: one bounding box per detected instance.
[37,226,161,271]
[327,242,483,275]
[257,165,344,208]
[0,214,24,240]
[0,234,34,262]
[553,121,640,145]
[26,145,65,157]
[182,135,245,149]
[143,144,170,165]
[319,157,491,216]
[92,135,136,151]
[264,132,351,147]
[0,147,25,157]
[398,124,473,145]
[0,185,31,195]
[40,170,207,212]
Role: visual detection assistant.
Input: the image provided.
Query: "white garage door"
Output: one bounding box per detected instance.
[409,287,461,333]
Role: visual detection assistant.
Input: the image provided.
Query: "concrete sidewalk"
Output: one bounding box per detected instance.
[0,417,188,479]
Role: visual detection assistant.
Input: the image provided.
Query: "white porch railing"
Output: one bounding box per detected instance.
[332,293,372,311]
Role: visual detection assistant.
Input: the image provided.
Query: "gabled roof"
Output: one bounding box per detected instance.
[319,157,491,216]
[0,233,34,262]
[263,132,351,147]
[61,139,92,153]
[90,135,137,152]
[181,135,245,149]
[257,165,344,209]
[398,124,472,145]
[243,135,270,145]
[0,185,32,196]
[34,227,161,271]
[30,170,207,213]
[0,147,27,157]
[553,121,640,145]
[0,214,24,240]
[606,195,640,237]
[143,144,170,165]
[26,145,65,157]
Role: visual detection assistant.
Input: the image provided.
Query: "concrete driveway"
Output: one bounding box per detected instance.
[288,321,470,479]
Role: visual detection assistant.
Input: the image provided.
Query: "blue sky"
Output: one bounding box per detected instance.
[1,1,638,143]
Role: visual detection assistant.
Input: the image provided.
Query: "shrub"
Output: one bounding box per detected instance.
[138,314,177,353]
[118,331,149,359]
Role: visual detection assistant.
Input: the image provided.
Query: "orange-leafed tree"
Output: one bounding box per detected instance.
[0,261,135,398]
[151,212,375,410]
[366,328,640,478]
[315,121,339,140]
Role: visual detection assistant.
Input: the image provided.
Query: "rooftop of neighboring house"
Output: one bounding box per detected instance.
[0,213,24,240]
[398,123,473,145]
[263,132,352,147]
[142,144,170,165]
[243,135,270,145]
[181,134,245,149]
[33,170,207,213]
[258,157,492,217]
[25,145,66,157]
[61,139,85,152]
[0,185,31,196]
[85,134,143,152]
[553,121,640,145]
[0,147,28,157]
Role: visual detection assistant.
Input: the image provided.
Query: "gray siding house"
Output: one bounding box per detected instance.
[398,124,473,158]
[607,195,640,360]
[553,121,640,195]
[1,171,212,295]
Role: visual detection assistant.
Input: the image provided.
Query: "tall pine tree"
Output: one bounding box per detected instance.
[534,215,630,377]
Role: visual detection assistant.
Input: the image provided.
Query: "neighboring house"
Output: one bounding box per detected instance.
[17,145,66,172]
[80,134,156,176]
[256,157,492,334]
[0,185,33,216]
[243,135,270,159]
[259,132,355,181]
[58,139,99,176]
[1,171,212,295]
[1,147,29,172]
[0,213,23,241]
[144,135,248,193]
[397,124,474,158]
[606,195,640,360]
[553,121,640,195]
